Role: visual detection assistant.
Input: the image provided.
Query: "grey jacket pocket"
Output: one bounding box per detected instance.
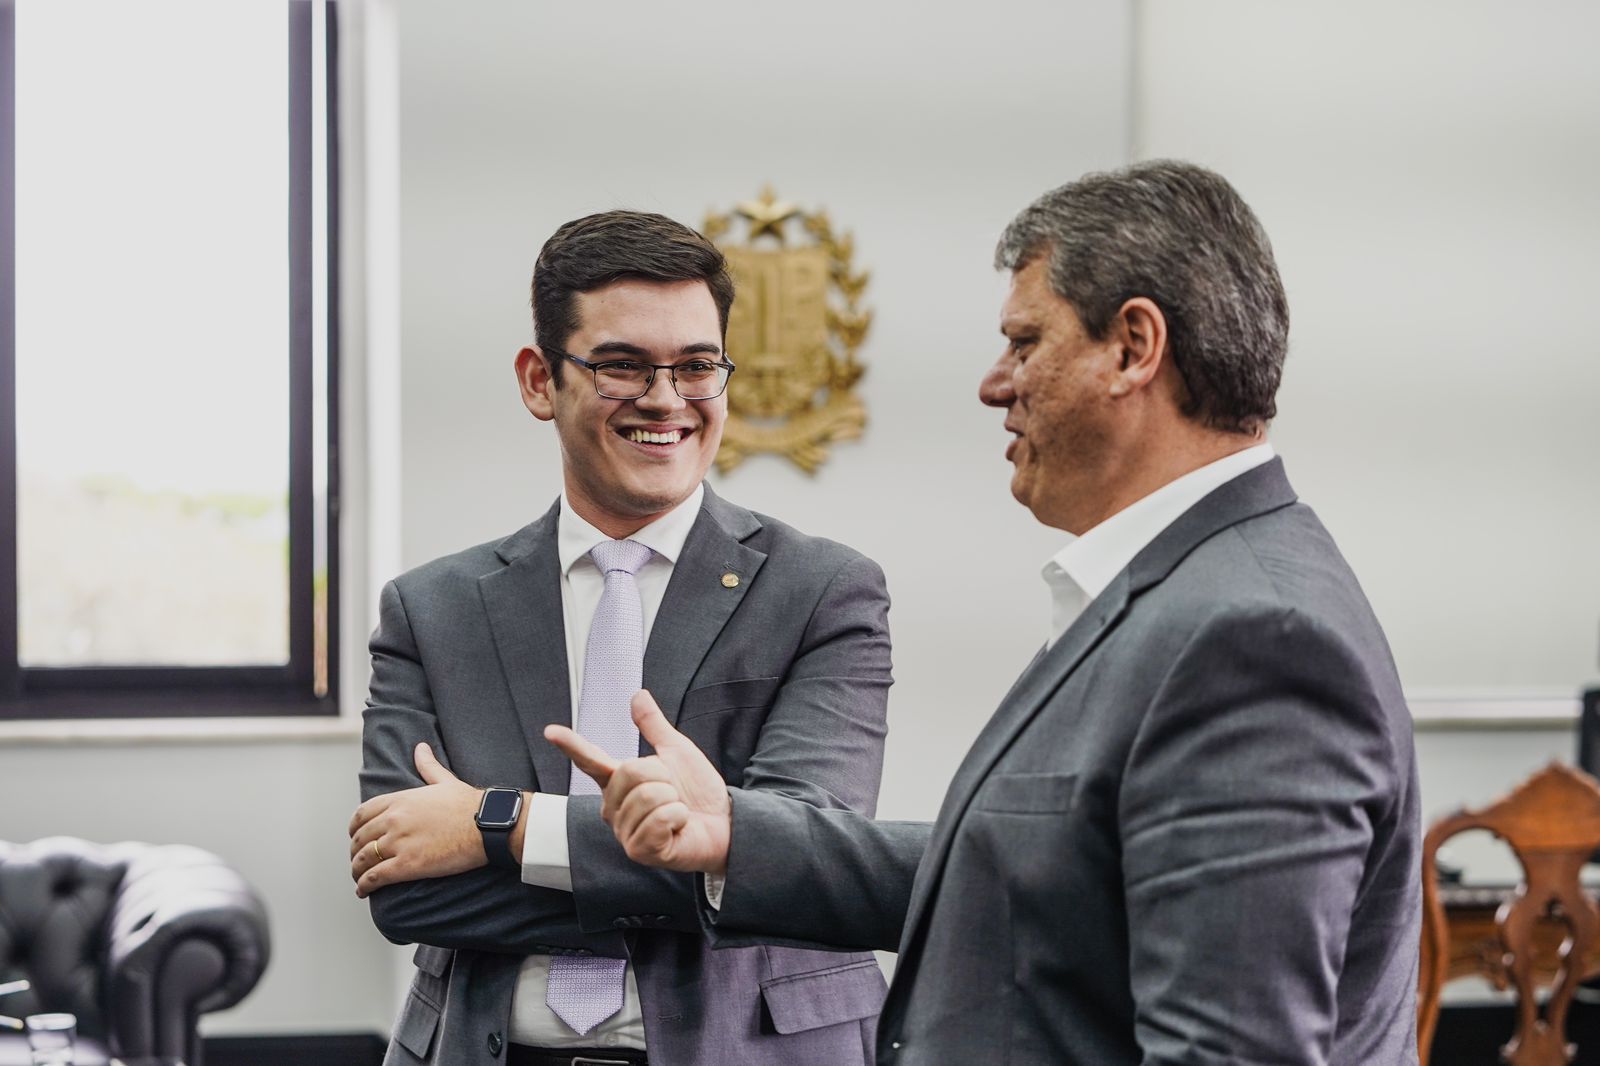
[394,987,441,1059]
[412,943,452,977]
[973,771,1078,814]
[678,676,782,721]
[759,958,886,1034]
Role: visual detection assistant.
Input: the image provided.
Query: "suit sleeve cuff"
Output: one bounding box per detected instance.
[520,792,573,892]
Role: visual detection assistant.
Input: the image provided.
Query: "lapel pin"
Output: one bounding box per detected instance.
[721,572,740,589]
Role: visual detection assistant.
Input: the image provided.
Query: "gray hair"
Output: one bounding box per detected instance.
[995,160,1289,434]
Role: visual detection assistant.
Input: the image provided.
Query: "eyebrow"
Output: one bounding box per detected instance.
[588,341,724,359]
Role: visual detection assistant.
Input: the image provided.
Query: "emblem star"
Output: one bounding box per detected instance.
[735,185,800,243]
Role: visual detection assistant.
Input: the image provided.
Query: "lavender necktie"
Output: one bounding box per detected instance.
[546,538,654,1035]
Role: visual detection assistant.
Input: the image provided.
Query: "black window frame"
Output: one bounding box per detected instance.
[0,0,340,720]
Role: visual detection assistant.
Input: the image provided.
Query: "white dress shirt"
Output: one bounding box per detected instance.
[508,484,704,1051]
[1042,444,1275,644]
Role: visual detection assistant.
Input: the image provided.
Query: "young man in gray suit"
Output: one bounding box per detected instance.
[553,163,1423,1066]
[348,211,893,1066]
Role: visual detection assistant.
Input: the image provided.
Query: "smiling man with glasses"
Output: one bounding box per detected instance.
[349,210,894,1066]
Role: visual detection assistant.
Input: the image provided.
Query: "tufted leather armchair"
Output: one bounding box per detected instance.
[0,837,269,1066]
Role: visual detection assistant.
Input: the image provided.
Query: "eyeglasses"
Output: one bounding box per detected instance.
[547,348,736,400]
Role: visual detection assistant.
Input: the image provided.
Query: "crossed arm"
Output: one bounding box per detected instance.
[349,740,502,899]
[347,581,594,954]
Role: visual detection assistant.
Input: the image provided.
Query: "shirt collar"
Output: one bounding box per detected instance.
[1045,443,1276,606]
[558,483,705,575]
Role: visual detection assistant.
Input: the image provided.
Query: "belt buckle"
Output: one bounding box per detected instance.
[571,1058,635,1066]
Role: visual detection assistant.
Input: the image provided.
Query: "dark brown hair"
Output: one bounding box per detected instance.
[532,210,735,384]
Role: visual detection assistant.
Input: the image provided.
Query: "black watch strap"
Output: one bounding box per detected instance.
[476,787,524,870]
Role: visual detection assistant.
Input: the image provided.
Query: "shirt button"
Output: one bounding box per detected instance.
[603,1034,620,1046]
[487,1031,504,1056]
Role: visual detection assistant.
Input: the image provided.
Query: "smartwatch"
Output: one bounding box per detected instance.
[476,787,524,870]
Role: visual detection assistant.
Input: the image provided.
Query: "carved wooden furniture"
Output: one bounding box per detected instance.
[1436,884,1600,988]
[1419,763,1600,1066]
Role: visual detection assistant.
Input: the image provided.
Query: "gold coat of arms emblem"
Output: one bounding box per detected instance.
[703,187,871,474]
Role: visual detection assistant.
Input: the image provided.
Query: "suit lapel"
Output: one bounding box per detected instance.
[643,485,766,733]
[891,458,1300,971]
[478,501,574,795]
[894,577,1132,956]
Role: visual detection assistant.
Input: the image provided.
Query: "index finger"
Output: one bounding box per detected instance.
[545,724,618,788]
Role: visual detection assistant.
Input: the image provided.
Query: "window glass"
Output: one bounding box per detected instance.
[15,1,291,666]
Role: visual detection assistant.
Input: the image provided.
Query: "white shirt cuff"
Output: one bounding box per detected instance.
[703,873,725,911]
[520,792,573,892]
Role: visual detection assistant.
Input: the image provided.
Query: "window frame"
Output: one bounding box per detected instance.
[0,0,340,719]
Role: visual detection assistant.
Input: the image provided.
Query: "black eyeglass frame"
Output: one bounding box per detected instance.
[545,347,737,400]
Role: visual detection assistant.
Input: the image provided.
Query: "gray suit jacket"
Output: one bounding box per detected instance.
[712,459,1422,1065]
[361,486,893,1066]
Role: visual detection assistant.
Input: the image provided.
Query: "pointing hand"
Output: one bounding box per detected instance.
[546,689,732,875]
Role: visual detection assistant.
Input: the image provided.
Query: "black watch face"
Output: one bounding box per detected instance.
[478,789,520,828]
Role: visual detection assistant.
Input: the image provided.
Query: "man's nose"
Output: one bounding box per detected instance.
[979,355,1016,408]
[634,368,687,413]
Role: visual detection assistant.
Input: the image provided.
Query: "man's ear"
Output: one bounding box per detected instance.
[1107,297,1169,399]
[515,346,557,422]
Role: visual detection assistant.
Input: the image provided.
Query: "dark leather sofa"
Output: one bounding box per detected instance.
[0,837,269,1066]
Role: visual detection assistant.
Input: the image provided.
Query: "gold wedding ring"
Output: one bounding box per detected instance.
[370,840,385,863]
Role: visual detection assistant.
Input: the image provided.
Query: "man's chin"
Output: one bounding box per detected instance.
[1009,474,1062,528]
[617,478,701,518]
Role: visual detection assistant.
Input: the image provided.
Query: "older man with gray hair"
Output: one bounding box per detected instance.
[551,160,1422,1066]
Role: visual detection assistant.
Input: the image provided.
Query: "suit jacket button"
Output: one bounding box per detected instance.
[487,1031,504,1056]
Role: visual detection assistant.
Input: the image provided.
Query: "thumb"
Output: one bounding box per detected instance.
[631,689,681,749]
[414,742,457,785]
